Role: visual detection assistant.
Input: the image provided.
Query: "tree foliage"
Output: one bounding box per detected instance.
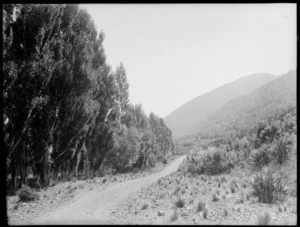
[4,4,174,190]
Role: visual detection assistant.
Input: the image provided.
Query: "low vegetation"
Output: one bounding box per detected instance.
[252,172,288,204]
[197,200,206,212]
[257,212,271,225]
[175,197,185,208]
[17,185,39,202]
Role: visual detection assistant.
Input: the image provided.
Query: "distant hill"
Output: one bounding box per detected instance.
[191,69,296,138]
[164,73,277,138]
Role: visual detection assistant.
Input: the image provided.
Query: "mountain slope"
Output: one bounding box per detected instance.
[164,73,277,138]
[191,69,296,138]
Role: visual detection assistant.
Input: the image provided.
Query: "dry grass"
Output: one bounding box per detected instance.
[197,200,206,212]
[170,207,178,221]
[257,212,271,225]
[212,193,220,202]
[203,208,208,219]
[223,208,228,216]
[230,184,236,193]
[17,185,39,202]
[141,202,149,210]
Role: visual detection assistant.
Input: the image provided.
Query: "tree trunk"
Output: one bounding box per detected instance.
[11,163,18,190]
[40,148,49,186]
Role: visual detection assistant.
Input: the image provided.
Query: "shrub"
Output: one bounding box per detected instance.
[249,146,272,170]
[257,212,271,225]
[102,178,107,183]
[201,150,233,175]
[197,200,206,212]
[252,172,288,204]
[163,159,168,164]
[17,185,39,202]
[271,136,292,165]
[175,197,185,208]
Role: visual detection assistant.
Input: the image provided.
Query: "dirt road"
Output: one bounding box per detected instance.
[29,155,186,225]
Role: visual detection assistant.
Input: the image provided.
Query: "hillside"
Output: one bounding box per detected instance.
[164,73,277,138]
[191,69,296,138]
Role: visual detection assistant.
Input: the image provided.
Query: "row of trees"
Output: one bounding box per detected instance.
[3,4,173,190]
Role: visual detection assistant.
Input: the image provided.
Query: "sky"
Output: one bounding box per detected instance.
[80,4,296,118]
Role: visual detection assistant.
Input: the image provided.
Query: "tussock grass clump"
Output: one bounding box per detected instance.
[272,137,292,165]
[49,180,56,187]
[181,188,186,194]
[252,172,288,204]
[175,197,185,208]
[67,187,75,194]
[170,207,178,221]
[223,208,228,216]
[230,185,236,193]
[220,176,227,183]
[174,186,180,195]
[242,181,248,188]
[197,200,206,212]
[17,185,39,202]
[257,212,271,225]
[203,208,208,219]
[141,202,149,210]
[212,193,220,202]
[102,178,107,183]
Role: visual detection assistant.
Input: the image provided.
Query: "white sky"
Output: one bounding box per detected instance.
[80,4,296,118]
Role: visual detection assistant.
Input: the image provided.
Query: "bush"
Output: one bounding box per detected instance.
[271,136,292,165]
[17,185,39,202]
[202,150,233,175]
[249,146,272,169]
[252,172,288,204]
